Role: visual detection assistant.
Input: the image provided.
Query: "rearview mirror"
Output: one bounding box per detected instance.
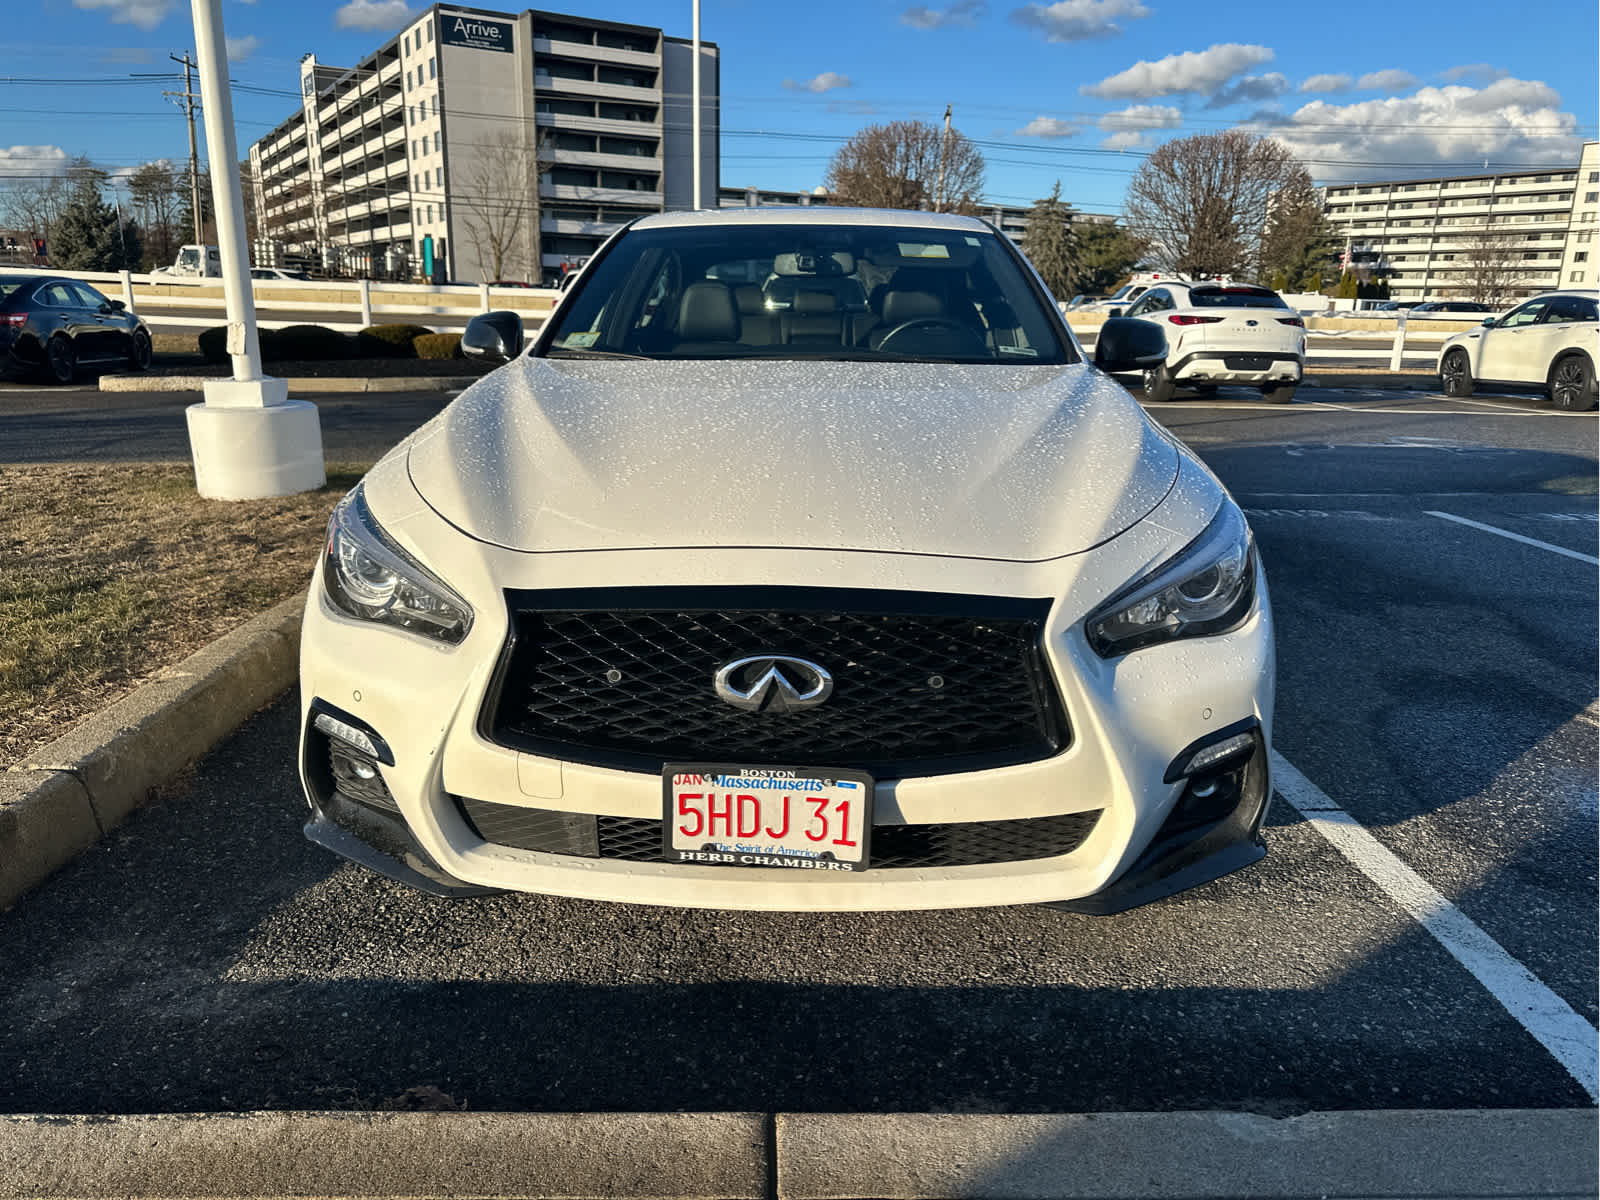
[462,310,525,364]
[1093,317,1167,374]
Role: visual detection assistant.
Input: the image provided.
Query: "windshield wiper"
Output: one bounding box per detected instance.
[543,347,651,360]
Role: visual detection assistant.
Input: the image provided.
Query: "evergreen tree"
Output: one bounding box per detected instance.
[1336,270,1360,300]
[1021,181,1077,298]
[52,165,142,271]
[1258,173,1339,292]
[1070,220,1147,297]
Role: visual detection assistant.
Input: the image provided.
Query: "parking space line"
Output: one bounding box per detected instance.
[1425,511,1600,566]
[1454,395,1547,414]
[1271,751,1600,1103]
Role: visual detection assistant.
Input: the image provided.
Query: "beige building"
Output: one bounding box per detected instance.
[1322,142,1599,302]
[248,5,719,284]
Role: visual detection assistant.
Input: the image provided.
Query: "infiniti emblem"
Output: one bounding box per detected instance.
[713,655,834,713]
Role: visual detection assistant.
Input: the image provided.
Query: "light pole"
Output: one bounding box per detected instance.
[183,0,324,500]
[691,0,702,210]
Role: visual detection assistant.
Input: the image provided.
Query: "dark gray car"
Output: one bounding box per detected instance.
[0,274,153,384]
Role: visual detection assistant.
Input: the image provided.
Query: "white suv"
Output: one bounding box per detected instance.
[1121,282,1306,403]
[1437,291,1598,411]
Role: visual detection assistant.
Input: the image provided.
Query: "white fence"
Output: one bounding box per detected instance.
[31,268,558,335]
[31,268,1460,366]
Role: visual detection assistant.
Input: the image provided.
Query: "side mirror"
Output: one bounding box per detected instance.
[1107,306,1124,318]
[108,299,126,312]
[1481,317,1496,328]
[462,310,525,363]
[1093,317,1168,374]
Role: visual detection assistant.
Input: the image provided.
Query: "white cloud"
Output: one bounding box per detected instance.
[1300,73,1351,94]
[1010,0,1149,42]
[0,145,72,179]
[226,35,260,62]
[1207,71,1289,108]
[1101,130,1147,150]
[1097,103,1181,131]
[1260,78,1582,180]
[334,0,416,32]
[1081,43,1274,99]
[71,0,172,31]
[1356,68,1418,92]
[1015,116,1080,139]
[901,0,986,28]
[1441,63,1507,85]
[783,72,852,93]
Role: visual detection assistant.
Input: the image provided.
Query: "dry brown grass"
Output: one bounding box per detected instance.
[0,461,370,766]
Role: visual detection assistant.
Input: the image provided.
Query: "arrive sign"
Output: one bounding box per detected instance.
[441,14,514,52]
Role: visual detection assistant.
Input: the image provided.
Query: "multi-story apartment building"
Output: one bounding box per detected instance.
[1321,142,1599,302]
[248,5,719,284]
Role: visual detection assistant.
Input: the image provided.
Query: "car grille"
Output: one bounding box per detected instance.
[455,796,1101,870]
[484,587,1068,778]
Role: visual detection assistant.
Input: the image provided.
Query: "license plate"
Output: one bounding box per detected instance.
[1225,355,1272,370]
[662,764,874,872]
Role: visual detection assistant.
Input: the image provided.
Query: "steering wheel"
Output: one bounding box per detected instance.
[875,317,987,355]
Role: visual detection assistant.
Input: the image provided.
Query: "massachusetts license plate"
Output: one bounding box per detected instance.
[1225,354,1272,370]
[662,764,874,872]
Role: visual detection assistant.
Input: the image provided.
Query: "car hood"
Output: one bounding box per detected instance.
[405,358,1178,561]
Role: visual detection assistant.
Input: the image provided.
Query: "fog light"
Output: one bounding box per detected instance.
[1180,732,1255,777]
[329,741,398,811]
[314,711,380,759]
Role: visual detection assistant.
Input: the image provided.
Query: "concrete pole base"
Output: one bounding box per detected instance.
[186,395,326,500]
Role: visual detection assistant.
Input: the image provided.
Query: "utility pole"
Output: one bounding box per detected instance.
[166,53,204,244]
[935,104,952,213]
[691,0,702,210]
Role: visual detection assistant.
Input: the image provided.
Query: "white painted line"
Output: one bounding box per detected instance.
[1455,395,1546,414]
[1271,751,1600,1102]
[1425,511,1600,566]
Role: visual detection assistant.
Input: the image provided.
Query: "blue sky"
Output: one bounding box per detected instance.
[3,0,1595,219]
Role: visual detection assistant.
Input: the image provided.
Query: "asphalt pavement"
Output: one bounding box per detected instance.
[0,380,1594,1123]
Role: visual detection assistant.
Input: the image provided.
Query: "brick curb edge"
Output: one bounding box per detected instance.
[0,592,306,911]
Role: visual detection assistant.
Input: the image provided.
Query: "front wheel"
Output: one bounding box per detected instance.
[1142,362,1177,403]
[1261,383,1297,404]
[129,328,153,372]
[45,335,76,385]
[1439,348,1474,397]
[1548,353,1597,412]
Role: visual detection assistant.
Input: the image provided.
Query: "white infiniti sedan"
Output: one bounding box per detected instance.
[1119,282,1306,403]
[298,208,1275,913]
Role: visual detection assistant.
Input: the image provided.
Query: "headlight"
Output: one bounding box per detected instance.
[1085,503,1256,657]
[323,483,473,644]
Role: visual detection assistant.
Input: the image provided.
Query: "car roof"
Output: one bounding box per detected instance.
[630,206,993,233]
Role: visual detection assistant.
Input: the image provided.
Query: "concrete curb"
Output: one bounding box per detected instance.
[99,373,480,393]
[779,1109,1599,1199]
[0,1112,768,1200]
[0,1109,1590,1199]
[1304,371,1437,391]
[1,592,306,911]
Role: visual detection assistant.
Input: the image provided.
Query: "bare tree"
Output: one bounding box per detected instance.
[1460,227,1529,308]
[1126,130,1305,279]
[824,119,985,213]
[128,160,183,271]
[1258,173,1338,292]
[0,175,70,250]
[454,130,544,282]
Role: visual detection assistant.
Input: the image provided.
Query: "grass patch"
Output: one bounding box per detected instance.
[0,461,371,766]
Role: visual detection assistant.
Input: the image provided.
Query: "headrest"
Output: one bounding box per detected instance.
[677,282,739,341]
[881,290,942,325]
[733,285,766,315]
[772,250,855,277]
[792,290,837,315]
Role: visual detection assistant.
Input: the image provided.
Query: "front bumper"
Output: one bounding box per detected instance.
[297,514,1274,912]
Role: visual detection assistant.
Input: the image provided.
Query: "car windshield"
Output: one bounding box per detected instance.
[1188,287,1288,309]
[542,222,1073,364]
